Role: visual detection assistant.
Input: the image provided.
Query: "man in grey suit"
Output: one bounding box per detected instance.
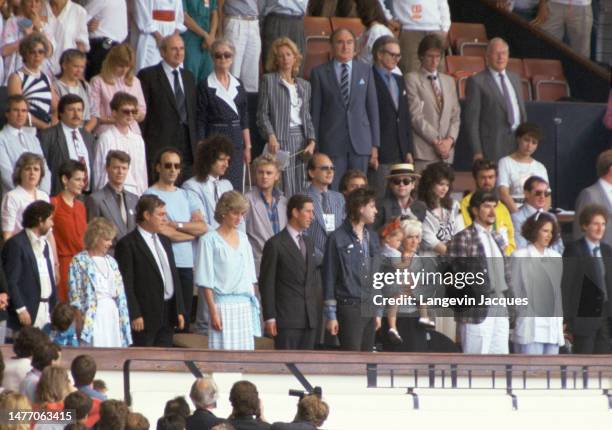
[574,149,612,247]
[85,150,138,244]
[464,37,527,163]
[310,28,380,190]
[39,94,95,195]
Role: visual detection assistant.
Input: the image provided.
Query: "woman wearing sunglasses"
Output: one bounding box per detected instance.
[373,163,426,231]
[197,38,251,192]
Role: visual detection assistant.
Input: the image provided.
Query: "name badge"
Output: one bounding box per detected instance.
[323,214,335,233]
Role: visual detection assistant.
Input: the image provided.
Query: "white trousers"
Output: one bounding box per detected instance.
[460,316,510,354]
[224,18,261,92]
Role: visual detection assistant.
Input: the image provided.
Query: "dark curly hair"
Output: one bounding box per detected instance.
[13,326,46,358]
[417,162,455,210]
[193,135,235,181]
[521,212,560,245]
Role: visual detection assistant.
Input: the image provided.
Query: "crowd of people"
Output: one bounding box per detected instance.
[0,0,607,369]
[0,326,330,429]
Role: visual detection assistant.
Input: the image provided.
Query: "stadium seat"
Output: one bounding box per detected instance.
[448,23,488,56]
[506,58,532,101]
[445,55,486,75]
[303,50,330,80]
[330,17,365,38]
[522,58,570,101]
[304,16,332,54]
[453,70,478,99]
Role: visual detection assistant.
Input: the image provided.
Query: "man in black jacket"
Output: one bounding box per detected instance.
[186,377,223,430]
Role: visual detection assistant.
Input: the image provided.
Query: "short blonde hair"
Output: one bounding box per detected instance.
[35,366,72,404]
[214,191,249,224]
[84,218,118,250]
[400,219,422,237]
[265,37,303,76]
[252,153,280,172]
[0,392,31,430]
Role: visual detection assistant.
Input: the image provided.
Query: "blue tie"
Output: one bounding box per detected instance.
[340,63,350,106]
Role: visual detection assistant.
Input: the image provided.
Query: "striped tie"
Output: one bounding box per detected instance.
[340,63,350,106]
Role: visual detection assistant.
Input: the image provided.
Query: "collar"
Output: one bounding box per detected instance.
[334,59,352,69]
[521,203,537,215]
[308,183,328,196]
[162,61,182,75]
[137,225,155,240]
[488,67,507,78]
[421,68,438,79]
[207,71,240,92]
[259,187,280,201]
[599,177,612,194]
[25,228,46,246]
[374,65,393,79]
[5,124,22,136]
[286,224,302,240]
[474,221,494,235]
[585,237,601,253]
[61,122,79,134]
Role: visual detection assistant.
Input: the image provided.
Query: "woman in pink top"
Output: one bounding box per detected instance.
[89,43,146,136]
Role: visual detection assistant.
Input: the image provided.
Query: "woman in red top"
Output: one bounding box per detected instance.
[51,160,87,302]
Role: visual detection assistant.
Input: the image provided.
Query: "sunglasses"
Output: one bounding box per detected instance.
[120,108,138,116]
[533,190,552,197]
[383,50,401,60]
[163,162,181,170]
[214,52,233,60]
[316,165,335,172]
[29,49,46,55]
[391,177,415,186]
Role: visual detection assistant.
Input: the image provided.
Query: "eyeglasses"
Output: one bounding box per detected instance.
[214,52,233,60]
[533,190,552,197]
[383,50,401,60]
[316,165,335,172]
[391,177,415,186]
[120,108,138,116]
[29,49,46,55]
[163,162,181,170]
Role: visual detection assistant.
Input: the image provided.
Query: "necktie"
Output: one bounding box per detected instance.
[498,72,515,127]
[592,246,608,301]
[42,241,55,293]
[321,191,331,213]
[117,191,127,225]
[428,75,443,111]
[213,180,220,203]
[340,63,350,106]
[387,73,399,109]
[153,234,174,299]
[172,69,187,124]
[72,130,89,189]
[297,233,307,260]
[18,131,26,147]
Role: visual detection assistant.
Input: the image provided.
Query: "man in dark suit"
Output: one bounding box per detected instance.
[464,37,527,163]
[115,194,185,347]
[186,376,223,430]
[138,34,197,182]
[85,150,138,243]
[562,204,612,354]
[39,94,95,196]
[260,194,319,350]
[370,35,414,196]
[310,28,380,190]
[2,201,56,331]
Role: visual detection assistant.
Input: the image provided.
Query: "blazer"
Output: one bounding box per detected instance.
[2,230,57,330]
[372,67,413,164]
[85,184,138,242]
[405,69,461,163]
[257,73,316,143]
[304,184,345,266]
[310,59,380,156]
[138,63,198,165]
[259,228,319,329]
[447,224,513,324]
[186,409,223,430]
[244,188,288,277]
[561,239,612,336]
[38,123,95,195]
[270,422,317,430]
[573,180,612,247]
[464,69,527,162]
[372,195,426,231]
[114,228,185,331]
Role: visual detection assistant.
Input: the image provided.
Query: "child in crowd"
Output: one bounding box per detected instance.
[379,218,405,343]
[93,379,108,396]
[43,303,79,347]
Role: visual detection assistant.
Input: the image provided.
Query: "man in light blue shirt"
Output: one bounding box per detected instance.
[0,95,51,196]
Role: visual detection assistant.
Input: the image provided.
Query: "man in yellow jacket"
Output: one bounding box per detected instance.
[460,159,516,255]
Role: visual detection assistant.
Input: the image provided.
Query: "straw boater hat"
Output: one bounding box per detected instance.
[385,163,420,179]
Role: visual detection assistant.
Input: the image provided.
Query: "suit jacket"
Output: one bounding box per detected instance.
[257,73,316,143]
[405,69,461,163]
[2,230,57,330]
[38,123,95,195]
[85,184,138,242]
[259,228,319,329]
[561,239,612,336]
[373,195,426,231]
[114,228,184,332]
[573,180,612,247]
[229,417,271,430]
[464,69,527,162]
[304,185,345,266]
[270,422,317,430]
[186,409,223,430]
[372,67,413,164]
[138,63,197,167]
[244,189,288,277]
[310,59,380,156]
[447,224,512,324]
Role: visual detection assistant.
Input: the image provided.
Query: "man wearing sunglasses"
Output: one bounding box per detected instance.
[512,175,563,253]
[93,92,148,196]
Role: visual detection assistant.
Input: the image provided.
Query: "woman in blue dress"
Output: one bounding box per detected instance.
[182,0,218,83]
[197,38,252,192]
[195,190,260,350]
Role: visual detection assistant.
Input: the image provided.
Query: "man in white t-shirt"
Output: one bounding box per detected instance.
[497,122,549,213]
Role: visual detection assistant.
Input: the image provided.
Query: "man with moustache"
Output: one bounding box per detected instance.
[259,194,319,350]
[39,94,95,195]
[447,190,513,354]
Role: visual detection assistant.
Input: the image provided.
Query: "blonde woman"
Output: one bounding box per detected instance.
[33,365,73,411]
[257,37,316,197]
[0,391,31,430]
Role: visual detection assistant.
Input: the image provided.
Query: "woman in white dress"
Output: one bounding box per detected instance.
[68,217,132,347]
[511,211,564,354]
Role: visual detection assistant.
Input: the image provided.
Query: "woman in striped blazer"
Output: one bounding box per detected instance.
[257,37,316,197]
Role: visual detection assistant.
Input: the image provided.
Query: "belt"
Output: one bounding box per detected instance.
[153,10,176,21]
[267,12,303,20]
[40,298,50,303]
[90,37,119,49]
[226,14,258,21]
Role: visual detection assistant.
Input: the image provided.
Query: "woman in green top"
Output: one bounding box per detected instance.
[182,0,218,83]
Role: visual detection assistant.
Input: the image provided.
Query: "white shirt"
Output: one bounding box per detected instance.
[1,186,50,235]
[136,225,174,299]
[207,72,240,115]
[44,0,90,74]
[286,224,304,250]
[280,79,302,127]
[497,155,549,201]
[585,238,601,256]
[474,222,504,258]
[61,123,91,171]
[94,126,148,196]
[21,228,53,328]
[162,61,184,94]
[380,0,451,32]
[488,68,521,131]
[85,0,128,42]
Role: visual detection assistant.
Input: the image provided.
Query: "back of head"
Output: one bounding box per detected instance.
[64,390,93,420]
[14,326,46,358]
[71,354,97,387]
[190,376,218,409]
[229,380,260,418]
[164,396,190,419]
[31,341,61,372]
[126,412,150,430]
[295,395,329,428]
[98,400,130,430]
[156,414,185,430]
[51,303,75,332]
[35,365,71,404]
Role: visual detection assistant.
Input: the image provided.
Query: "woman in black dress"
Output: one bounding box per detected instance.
[197,38,252,192]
